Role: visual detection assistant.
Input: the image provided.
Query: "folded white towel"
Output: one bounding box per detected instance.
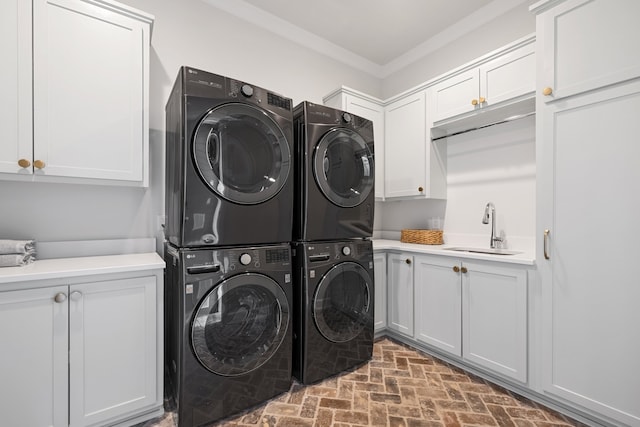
[0,253,35,267]
[0,239,36,255]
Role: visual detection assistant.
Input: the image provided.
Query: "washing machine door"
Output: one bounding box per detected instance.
[191,273,289,376]
[313,128,374,207]
[313,262,372,343]
[193,103,291,205]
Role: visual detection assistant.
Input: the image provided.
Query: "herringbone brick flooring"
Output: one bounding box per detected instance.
[141,338,585,427]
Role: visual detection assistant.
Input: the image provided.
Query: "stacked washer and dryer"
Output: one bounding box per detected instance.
[164,67,296,427]
[291,102,376,385]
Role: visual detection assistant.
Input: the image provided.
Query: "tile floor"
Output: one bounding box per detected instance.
[139,338,586,427]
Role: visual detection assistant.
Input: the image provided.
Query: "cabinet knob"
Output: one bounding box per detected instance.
[70,291,82,301]
[418,186,424,192]
[542,87,553,96]
[34,160,46,169]
[461,267,468,274]
[18,158,31,168]
[471,99,478,106]
[405,258,412,265]
[479,97,486,104]
[453,265,460,273]
[54,293,67,303]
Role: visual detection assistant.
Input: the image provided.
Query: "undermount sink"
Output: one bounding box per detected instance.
[443,247,523,256]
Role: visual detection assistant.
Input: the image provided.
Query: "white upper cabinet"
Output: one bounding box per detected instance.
[431,38,535,124]
[324,88,385,199]
[1,0,153,186]
[32,0,152,184]
[384,92,427,199]
[533,0,640,102]
[385,91,447,200]
[0,0,32,175]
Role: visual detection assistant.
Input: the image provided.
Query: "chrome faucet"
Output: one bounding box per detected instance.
[482,202,503,248]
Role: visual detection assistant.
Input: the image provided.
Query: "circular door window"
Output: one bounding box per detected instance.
[313,262,372,343]
[191,273,289,376]
[313,128,374,207]
[193,103,291,205]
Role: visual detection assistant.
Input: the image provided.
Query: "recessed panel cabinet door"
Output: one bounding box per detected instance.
[33,0,147,182]
[537,0,640,102]
[414,256,462,357]
[384,93,426,198]
[538,80,640,426]
[0,286,68,427]
[373,252,387,331]
[0,0,32,175]
[387,253,414,337]
[69,276,157,426]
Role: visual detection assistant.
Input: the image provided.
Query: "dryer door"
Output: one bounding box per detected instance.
[313,128,374,207]
[191,273,289,376]
[193,103,291,205]
[313,261,372,343]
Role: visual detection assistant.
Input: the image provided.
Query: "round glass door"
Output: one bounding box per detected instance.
[313,262,372,343]
[193,103,291,205]
[313,128,374,207]
[191,273,289,376]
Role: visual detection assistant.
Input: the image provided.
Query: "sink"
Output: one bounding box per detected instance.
[443,247,523,256]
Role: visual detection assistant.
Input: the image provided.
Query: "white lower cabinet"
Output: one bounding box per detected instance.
[413,254,528,382]
[373,252,387,332]
[414,256,462,356]
[387,252,414,337]
[0,286,68,427]
[0,264,163,427]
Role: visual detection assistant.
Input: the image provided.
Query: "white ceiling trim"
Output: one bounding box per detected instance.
[381,0,530,77]
[201,0,528,79]
[202,0,386,77]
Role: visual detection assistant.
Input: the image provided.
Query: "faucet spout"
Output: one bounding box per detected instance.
[482,202,502,248]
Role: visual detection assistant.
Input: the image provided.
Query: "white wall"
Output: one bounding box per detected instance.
[382,3,535,98]
[0,0,380,252]
[381,116,535,250]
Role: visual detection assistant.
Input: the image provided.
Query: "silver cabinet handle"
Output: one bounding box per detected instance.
[544,229,550,260]
[70,291,82,301]
[54,293,67,303]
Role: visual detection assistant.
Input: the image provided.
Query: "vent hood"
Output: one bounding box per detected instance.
[431,95,535,141]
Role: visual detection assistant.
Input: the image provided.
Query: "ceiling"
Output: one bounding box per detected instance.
[202,0,528,78]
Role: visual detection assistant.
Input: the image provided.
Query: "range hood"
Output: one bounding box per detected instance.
[431,95,535,141]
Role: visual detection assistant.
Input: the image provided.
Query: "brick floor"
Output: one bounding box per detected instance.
[139,338,586,427]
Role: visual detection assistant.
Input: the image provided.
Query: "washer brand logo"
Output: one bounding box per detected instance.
[187,68,197,74]
[310,111,331,118]
[186,254,195,259]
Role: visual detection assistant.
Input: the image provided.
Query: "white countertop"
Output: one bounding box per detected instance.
[372,239,535,266]
[0,252,165,285]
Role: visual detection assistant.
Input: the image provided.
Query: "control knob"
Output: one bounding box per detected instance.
[239,253,252,265]
[241,84,254,97]
[342,246,351,256]
[342,112,352,124]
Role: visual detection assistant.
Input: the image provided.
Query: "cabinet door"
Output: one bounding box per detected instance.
[480,43,535,107]
[345,95,385,199]
[537,0,640,102]
[69,276,158,426]
[384,92,426,198]
[538,80,640,426]
[387,253,414,337]
[431,68,479,122]
[462,262,527,382]
[33,0,149,183]
[0,286,68,427]
[414,256,461,357]
[0,0,32,175]
[373,252,387,332]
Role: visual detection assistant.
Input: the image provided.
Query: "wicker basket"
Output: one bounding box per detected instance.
[400,229,444,245]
